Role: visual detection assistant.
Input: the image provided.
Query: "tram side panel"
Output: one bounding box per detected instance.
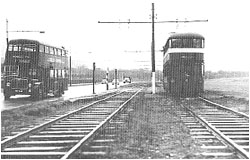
[164,53,204,98]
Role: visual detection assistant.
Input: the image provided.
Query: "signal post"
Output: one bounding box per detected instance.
[93,62,95,94]
[106,68,109,90]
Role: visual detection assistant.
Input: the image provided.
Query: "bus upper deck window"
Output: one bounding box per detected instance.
[55,69,58,78]
[39,45,44,52]
[50,47,54,54]
[13,45,20,51]
[58,49,61,56]
[55,49,58,55]
[22,44,36,52]
[8,44,13,51]
[50,69,54,78]
[62,70,65,78]
[45,46,49,54]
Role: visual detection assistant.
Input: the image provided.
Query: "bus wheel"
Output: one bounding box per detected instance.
[32,87,43,101]
[4,95,10,100]
[55,90,62,97]
[55,86,63,97]
[38,88,43,100]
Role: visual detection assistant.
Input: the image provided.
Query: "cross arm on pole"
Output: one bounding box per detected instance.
[155,19,208,23]
[98,19,208,24]
[98,21,151,24]
[8,30,45,33]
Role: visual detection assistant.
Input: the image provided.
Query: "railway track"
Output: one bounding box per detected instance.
[1,88,142,159]
[179,97,249,159]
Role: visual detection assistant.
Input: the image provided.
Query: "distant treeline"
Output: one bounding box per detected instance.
[71,66,249,82]
[71,65,159,82]
[205,70,249,79]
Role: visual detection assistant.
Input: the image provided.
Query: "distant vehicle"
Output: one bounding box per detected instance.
[101,78,108,84]
[123,77,131,83]
[112,79,119,85]
[163,33,205,98]
[3,39,69,100]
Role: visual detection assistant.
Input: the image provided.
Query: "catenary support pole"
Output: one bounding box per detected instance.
[151,3,156,94]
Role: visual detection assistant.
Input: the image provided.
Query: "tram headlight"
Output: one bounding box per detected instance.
[6,82,10,86]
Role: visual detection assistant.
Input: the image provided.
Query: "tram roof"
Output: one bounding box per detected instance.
[168,33,204,39]
[8,39,67,50]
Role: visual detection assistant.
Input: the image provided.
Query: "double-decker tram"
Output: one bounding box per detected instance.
[163,33,205,97]
[3,39,69,100]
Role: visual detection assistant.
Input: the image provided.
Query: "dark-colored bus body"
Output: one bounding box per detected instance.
[163,33,205,98]
[3,39,68,100]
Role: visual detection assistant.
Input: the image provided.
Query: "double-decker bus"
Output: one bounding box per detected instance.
[3,39,69,100]
[163,33,205,97]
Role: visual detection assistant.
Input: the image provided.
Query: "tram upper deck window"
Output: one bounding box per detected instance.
[170,38,203,48]
[193,39,203,48]
[171,39,182,48]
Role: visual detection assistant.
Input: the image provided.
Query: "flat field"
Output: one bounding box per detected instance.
[205,77,249,100]
[204,77,249,114]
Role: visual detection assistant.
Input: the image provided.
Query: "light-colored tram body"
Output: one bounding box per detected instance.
[163,33,205,97]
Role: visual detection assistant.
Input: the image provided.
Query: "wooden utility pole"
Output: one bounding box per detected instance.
[98,3,207,94]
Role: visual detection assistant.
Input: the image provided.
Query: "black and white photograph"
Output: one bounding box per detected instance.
[0,0,249,159]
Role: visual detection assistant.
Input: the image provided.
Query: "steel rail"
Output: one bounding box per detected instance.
[181,102,249,159]
[61,88,142,159]
[1,91,121,149]
[199,97,249,119]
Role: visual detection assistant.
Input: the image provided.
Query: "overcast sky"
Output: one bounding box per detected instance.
[0,0,249,71]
